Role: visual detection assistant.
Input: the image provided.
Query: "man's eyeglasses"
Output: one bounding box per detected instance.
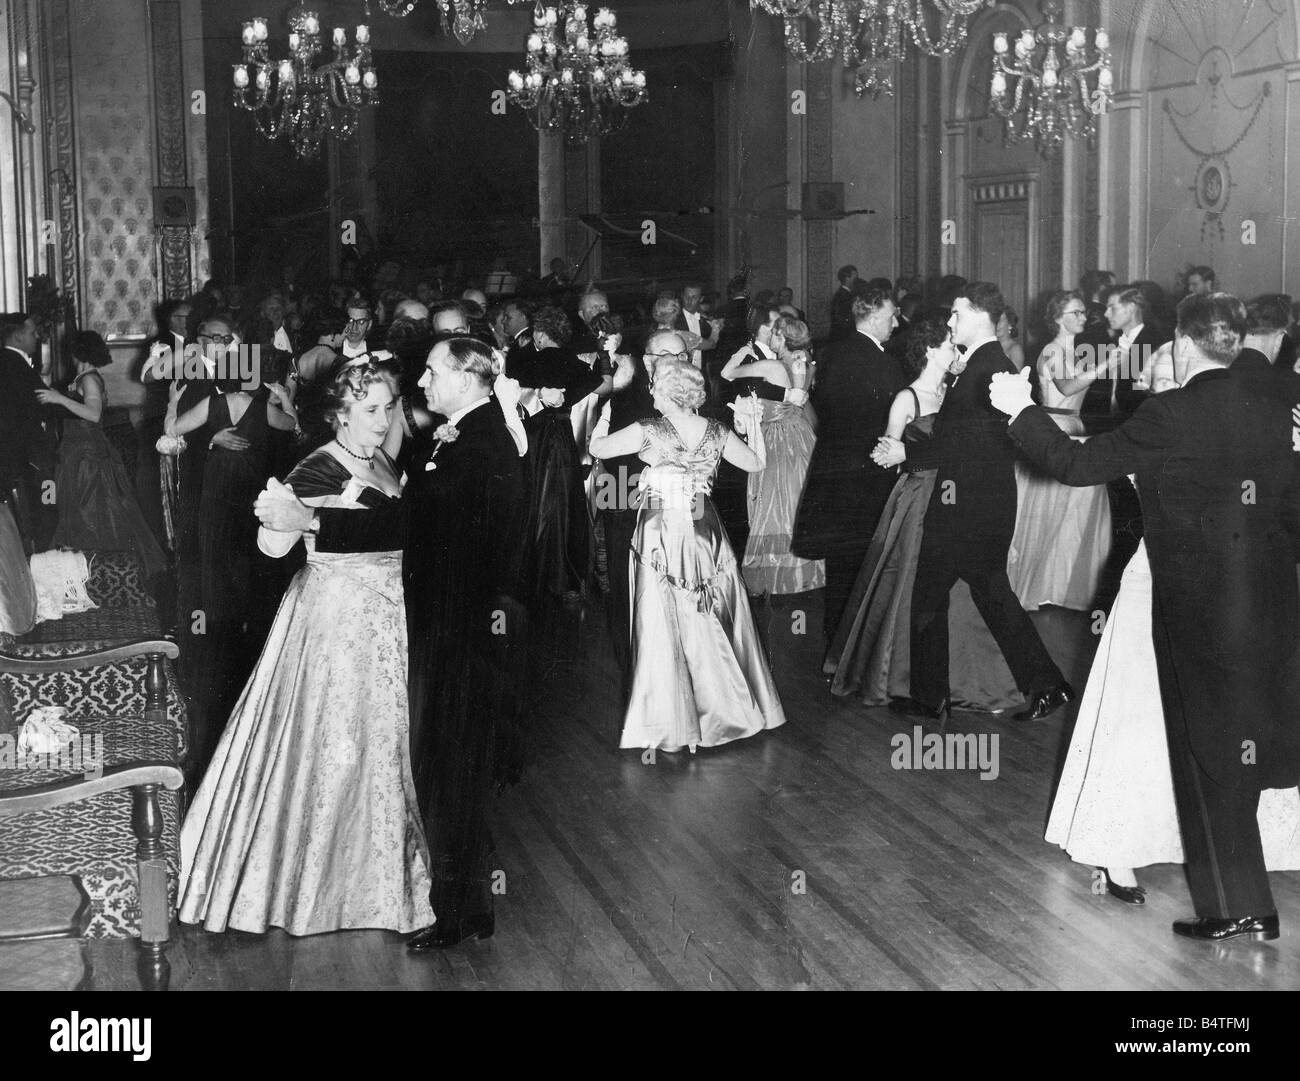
[644,350,689,363]
[198,332,235,345]
[345,317,372,328]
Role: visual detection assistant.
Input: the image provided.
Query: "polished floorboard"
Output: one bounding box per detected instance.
[89,590,1300,990]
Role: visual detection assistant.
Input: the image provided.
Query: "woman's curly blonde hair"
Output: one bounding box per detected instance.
[652,359,705,411]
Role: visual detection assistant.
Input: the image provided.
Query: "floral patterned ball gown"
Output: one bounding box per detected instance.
[620,416,787,752]
[179,445,433,935]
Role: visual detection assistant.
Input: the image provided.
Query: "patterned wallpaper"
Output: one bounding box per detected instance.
[71,0,156,339]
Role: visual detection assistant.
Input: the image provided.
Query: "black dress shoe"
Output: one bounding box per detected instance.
[1014,683,1074,722]
[888,696,949,721]
[407,914,495,952]
[1104,870,1146,906]
[1173,914,1279,942]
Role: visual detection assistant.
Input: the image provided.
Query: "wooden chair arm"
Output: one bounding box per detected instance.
[0,762,183,815]
[0,638,178,674]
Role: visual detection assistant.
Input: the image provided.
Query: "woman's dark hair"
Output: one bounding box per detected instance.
[905,318,952,376]
[1046,290,1084,333]
[71,330,112,368]
[1000,306,1020,340]
[532,305,572,346]
[587,311,623,339]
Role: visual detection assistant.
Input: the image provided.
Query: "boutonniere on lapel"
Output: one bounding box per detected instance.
[425,422,460,470]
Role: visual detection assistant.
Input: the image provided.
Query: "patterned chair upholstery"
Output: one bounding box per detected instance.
[0,638,184,986]
[22,550,162,645]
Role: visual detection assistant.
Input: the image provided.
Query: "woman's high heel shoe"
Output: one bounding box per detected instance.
[1103,869,1147,906]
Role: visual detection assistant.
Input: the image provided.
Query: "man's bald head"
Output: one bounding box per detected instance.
[578,291,608,323]
[394,299,429,322]
[642,330,691,371]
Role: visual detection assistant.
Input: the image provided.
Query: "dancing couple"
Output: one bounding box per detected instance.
[180,338,527,951]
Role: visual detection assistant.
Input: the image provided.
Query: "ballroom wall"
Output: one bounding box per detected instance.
[1104,0,1300,297]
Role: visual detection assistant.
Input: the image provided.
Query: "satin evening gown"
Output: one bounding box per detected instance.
[1006,364,1112,612]
[179,447,434,935]
[1045,540,1300,871]
[824,395,1020,710]
[51,371,166,580]
[621,417,787,751]
[738,385,825,595]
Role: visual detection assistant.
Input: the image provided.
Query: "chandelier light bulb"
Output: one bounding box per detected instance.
[289,31,300,50]
[544,7,558,25]
[1021,29,1036,49]
[562,67,574,84]
[577,35,589,52]
[592,67,605,83]
[345,63,361,84]
[362,70,377,90]
[302,13,320,36]
[252,17,268,42]
[1095,29,1109,50]
[356,23,370,44]
[333,27,346,47]
[255,67,269,89]
[993,32,1007,55]
[991,70,1006,96]
[1042,66,1058,89]
[528,32,542,51]
[233,64,250,88]
[1099,66,1113,88]
[1069,26,1086,49]
[242,22,256,46]
[508,70,524,90]
[633,70,645,88]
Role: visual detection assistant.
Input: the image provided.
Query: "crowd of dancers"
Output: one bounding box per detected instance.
[1,256,1298,950]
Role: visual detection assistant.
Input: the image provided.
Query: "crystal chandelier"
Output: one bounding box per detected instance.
[506,3,647,146]
[750,0,992,98]
[232,5,379,160]
[989,0,1113,151]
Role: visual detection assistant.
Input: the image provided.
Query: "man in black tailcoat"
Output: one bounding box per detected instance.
[0,313,58,550]
[792,286,902,641]
[255,336,528,950]
[875,282,1069,722]
[990,292,1300,942]
[828,265,858,341]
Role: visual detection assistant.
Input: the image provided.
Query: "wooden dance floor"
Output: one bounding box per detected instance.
[90,593,1300,990]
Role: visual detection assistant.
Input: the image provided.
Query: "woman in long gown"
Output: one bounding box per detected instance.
[590,357,785,752]
[38,330,166,580]
[1007,291,1114,612]
[824,320,1020,709]
[508,305,601,599]
[180,360,433,935]
[1045,347,1300,903]
[721,315,825,595]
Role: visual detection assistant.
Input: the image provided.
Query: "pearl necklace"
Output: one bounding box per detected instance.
[334,437,374,469]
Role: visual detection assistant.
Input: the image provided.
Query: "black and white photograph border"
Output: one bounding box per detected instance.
[0,0,1298,1009]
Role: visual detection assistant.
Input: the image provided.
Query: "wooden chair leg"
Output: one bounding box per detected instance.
[132,783,171,991]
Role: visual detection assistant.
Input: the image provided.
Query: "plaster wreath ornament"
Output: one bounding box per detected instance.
[425,422,460,470]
